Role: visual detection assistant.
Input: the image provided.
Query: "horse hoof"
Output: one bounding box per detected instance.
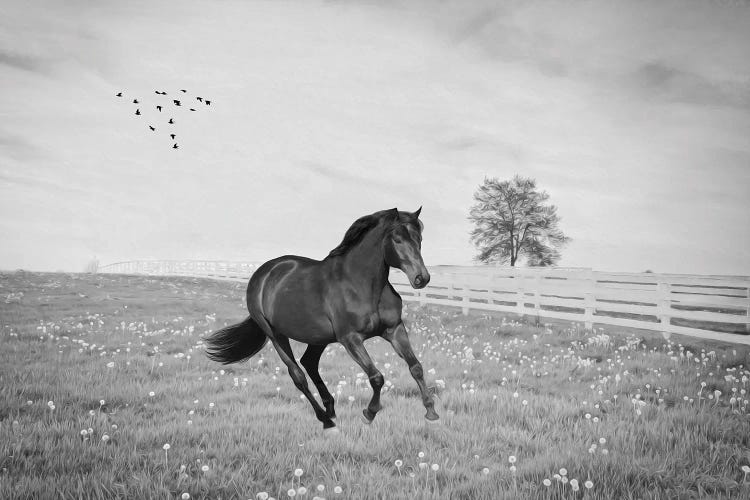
[324,426,340,434]
[361,409,375,424]
[425,417,441,425]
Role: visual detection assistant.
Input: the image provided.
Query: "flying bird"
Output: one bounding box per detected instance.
[180,89,187,93]
[168,118,174,124]
[149,125,155,131]
[196,97,203,102]
[116,92,122,97]
[190,108,196,111]
[170,134,176,139]
[133,99,139,104]
[205,100,211,105]
[173,143,179,149]
[156,105,162,111]
[135,109,141,115]
[173,100,181,106]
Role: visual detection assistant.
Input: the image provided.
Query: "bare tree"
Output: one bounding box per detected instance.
[468,175,569,266]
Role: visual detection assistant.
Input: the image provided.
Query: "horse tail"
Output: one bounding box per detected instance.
[204,316,268,365]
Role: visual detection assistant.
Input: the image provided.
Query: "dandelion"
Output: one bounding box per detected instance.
[256,493,269,500]
[509,465,517,473]
[570,479,579,491]
[316,485,325,492]
[559,468,567,476]
[181,494,190,500]
[201,465,209,472]
[101,434,110,442]
[149,391,155,397]
[585,480,594,489]
[431,464,439,471]
[294,468,303,477]
[333,486,342,494]
[287,489,296,498]
[482,467,490,475]
[418,451,425,458]
[599,437,606,445]
[543,479,551,487]
[419,462,428,470]
[297,487,307,495]
[508,455,517,464]
[395,459,403,476]
[163,443,170,466]
[742,465,750,482]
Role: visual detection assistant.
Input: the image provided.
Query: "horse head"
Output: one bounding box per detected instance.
[385,207,430,289]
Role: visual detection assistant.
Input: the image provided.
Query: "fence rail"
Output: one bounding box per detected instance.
[98,260,750,345]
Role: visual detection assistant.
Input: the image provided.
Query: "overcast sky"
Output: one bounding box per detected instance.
[1,0,749,275]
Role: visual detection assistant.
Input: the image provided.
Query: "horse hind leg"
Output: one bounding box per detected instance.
[300,344,336,419]
[270,336,336,430]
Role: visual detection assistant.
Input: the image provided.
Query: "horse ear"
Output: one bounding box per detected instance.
[412,206,422,218]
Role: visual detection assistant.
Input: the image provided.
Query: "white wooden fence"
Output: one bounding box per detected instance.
[98,260,750,345]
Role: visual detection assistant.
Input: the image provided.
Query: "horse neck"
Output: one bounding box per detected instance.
[340,225,390,296]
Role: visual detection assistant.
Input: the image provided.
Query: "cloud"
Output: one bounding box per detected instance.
[633,61,750,109]
[0,51,48,73]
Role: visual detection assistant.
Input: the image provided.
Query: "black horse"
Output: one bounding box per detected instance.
[204,207,438,431]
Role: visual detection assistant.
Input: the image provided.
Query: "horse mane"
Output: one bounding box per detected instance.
[327,209,396,258]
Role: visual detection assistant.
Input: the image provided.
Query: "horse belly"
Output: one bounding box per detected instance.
[271,293,336,345]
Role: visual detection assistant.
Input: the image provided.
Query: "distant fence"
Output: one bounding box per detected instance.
[99,260,261,280]
[98,260,750,345]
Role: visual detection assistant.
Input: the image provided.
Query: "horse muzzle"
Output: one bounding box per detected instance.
[412,273,430,289]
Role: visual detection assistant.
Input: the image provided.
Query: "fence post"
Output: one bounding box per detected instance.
[657,278,672,337]
[532,272,541,315]
[462,280,470,315]
[515,269,525,316]
[583,269,595,331]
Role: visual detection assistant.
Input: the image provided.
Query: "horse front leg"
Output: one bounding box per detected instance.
[384,322,439,421]
[339,333,384,423]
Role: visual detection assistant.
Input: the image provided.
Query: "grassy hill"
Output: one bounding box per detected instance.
[1,271,749,499]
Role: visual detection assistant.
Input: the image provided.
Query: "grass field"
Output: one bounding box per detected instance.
[1,271,749,500]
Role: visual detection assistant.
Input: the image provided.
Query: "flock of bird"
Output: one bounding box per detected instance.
[115,89,212,150]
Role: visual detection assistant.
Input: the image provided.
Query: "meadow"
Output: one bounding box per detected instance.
[1,271,749,500]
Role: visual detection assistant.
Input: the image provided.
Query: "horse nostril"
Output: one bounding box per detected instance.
[414,274,424,287]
